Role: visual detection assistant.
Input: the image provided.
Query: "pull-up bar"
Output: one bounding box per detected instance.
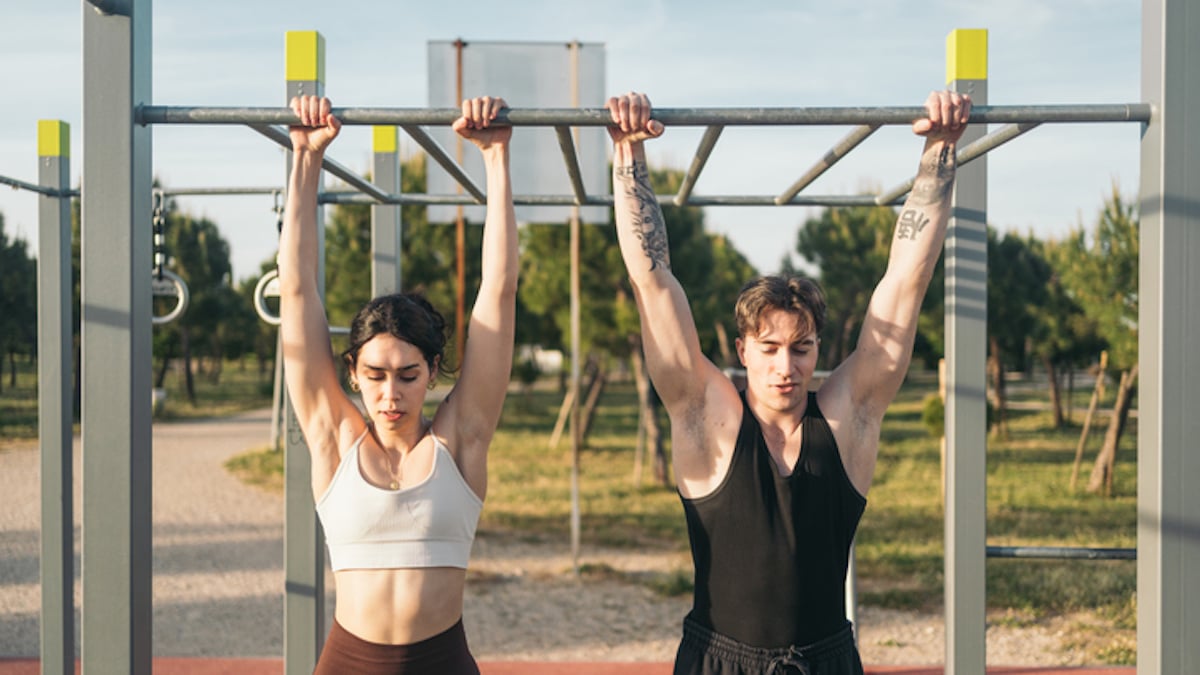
[136,103,1153,127]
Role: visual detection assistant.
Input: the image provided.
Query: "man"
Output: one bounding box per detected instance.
[606,90,971,674]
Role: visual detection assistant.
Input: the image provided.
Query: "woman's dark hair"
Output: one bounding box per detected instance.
[341,292,455,377]
[734,275,827,340]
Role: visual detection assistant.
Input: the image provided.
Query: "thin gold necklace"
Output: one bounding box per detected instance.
[384,423,430,490]
[388,444,405,490]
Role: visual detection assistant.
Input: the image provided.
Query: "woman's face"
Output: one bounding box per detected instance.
[350,333,438,432]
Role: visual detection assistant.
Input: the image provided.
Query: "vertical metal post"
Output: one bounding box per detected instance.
[943,28,988,674]
[371,126,402,296]
[1138,1,1200,672]
[283,29,326,675]
[568,40,582,571]
[453,39,467,365]
[38,119,74,675]
[81,1,154,673]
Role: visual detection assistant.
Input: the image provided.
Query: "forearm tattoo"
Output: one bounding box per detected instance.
[897,142,956,241]
[616,160,670,271]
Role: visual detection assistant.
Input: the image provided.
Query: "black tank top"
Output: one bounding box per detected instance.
[680,391,867,648]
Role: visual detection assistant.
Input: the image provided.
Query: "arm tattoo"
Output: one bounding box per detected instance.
[895,207,931,240]
[897,143,956,241]
[616,160,671,271]
[908,143,956,206]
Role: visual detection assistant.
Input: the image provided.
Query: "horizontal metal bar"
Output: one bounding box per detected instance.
[136,103,1154,128]
[675,126,724,207]
[400,125,486,204]
[876,122,1042,205]
[249,124,392,203]
[986,545,1136,561]
[776,124,881,205]
[319,191,902,208]
[1,173,71,197]
[156,186,283,197]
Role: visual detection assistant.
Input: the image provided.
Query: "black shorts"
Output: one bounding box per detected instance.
[674,616,864,675]
[313,617,480,675]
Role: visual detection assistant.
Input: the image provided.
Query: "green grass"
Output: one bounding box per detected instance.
[150,357,275,421]
[0,356,274,446]
[0,359,39,443]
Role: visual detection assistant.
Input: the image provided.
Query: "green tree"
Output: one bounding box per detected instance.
[153,198,246,402]
[1053,186,1139,496]
[0,214,37,390]
[1032,237,1106,428]
[986,230,1052,438]
[794,204,896,369]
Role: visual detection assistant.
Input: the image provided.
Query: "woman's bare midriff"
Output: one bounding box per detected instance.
[332,566,467,644]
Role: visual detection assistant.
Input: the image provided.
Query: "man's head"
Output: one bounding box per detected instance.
[733,276,826,411]
[734,275,826,341]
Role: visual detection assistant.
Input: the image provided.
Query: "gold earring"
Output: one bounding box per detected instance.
[350,380,360,392]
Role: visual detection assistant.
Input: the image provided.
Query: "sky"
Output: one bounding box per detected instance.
[1,1,1144,283]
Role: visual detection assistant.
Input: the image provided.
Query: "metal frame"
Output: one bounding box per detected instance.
[63,2,1196,673]
[81,1,154,673]
[1138,0,1200,672]
[36,121,74,675]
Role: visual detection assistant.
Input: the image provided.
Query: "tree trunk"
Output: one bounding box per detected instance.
[988,336,1008,439]
[155,356,171,389]
[181,327,196,404]
[1086,363,1138,496]
[578,356,607,444]
[1070,352,1107,492]
[836,314,856,368]
[548,386,576,449]
[630,346,647,485]
[714,321,733,369]
[1066,369,1075,425]
[629,337,668,487]
[7,350,16,389]
[647,386,668,487]
[1042,355,1064,429]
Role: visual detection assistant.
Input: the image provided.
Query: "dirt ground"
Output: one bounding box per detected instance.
[464,533,1130,666]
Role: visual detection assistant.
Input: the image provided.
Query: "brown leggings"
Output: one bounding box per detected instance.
[313,618,480,675]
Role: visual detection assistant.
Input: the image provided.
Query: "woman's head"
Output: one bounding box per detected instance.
[734,275,826,340]
[342,292,452,379]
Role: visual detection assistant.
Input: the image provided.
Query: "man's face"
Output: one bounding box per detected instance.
[735,308,819,413]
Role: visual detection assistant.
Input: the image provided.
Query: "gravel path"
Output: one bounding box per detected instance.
[0,410,1122,666]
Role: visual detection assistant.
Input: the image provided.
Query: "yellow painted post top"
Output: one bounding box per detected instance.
[286,31,325,83]
[373,126,397,154]
[946,29,988,84]
[38,120,70,158]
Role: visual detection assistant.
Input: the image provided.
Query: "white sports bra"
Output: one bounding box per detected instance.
[315,428,482,572]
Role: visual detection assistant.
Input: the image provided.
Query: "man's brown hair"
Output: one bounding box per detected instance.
[734,275,826,339]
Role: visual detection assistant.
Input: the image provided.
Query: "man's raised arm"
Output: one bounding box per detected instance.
[607,92,724,412]
[833,90,973,418]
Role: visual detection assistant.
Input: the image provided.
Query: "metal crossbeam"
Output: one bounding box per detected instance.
[987,546,1137,561]
[137,103,1153,127]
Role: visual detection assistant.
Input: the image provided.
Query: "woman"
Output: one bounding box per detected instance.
[279,94,517,674]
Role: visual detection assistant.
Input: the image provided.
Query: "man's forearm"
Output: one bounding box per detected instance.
[613,145,672,275]
[893,138,957,252]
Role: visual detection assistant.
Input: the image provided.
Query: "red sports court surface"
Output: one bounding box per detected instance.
[0,659,1135,674]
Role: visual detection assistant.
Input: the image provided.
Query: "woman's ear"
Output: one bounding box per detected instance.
[428,355,441,389]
